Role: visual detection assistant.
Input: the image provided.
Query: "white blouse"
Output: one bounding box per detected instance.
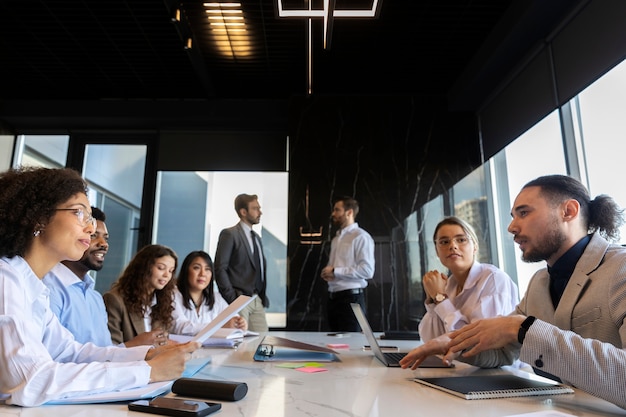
[0,256,151,406]
[418,262,519,342]
[170,287,230,335]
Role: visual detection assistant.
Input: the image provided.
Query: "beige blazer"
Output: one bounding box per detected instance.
[103,288,165,345]
[470,233,626,409]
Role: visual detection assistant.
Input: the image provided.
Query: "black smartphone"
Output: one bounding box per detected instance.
[128,397,222,417]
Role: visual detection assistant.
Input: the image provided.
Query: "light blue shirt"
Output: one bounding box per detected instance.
[327,222,375,292]
[43,263,113,346]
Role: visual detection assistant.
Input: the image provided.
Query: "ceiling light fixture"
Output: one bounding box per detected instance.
[276,0,382,95]
[276,0,381,49]
[204,2,251,58]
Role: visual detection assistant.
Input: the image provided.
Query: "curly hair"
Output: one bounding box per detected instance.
[110,244,177,331]
[0,166,88,258]
[177,250,216,311]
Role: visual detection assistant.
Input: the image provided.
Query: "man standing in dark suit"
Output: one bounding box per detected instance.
[215,193,269,332]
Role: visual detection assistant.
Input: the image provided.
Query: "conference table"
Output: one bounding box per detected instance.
[1,331,625,417]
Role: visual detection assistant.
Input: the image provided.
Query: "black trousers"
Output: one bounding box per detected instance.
[327,290,365,332]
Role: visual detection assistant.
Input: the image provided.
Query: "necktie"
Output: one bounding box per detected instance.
[251,230,264,293]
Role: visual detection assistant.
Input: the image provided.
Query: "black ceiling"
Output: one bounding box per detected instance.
[0,0,580,107]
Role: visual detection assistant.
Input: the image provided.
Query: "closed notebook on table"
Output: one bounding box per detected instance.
[253,335,340,362]
[413,374,574,400]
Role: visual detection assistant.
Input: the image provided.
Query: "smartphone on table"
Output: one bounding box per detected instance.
[128,397,222,417]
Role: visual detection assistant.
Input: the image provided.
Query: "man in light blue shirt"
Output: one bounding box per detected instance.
[321,196,375,332]
[43,207,170,348]
[43,207,113,346]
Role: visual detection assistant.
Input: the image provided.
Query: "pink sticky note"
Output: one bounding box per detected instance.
[327,343,349,349]
[296,366,328,373]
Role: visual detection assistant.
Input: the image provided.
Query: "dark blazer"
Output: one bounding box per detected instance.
[214,222,269,307]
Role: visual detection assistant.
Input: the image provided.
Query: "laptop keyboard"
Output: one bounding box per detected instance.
[384,352,406,364]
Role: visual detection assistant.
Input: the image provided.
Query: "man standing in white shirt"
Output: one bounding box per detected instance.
[321,196,375,332]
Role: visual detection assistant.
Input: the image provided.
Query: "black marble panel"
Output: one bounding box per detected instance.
[286,95,480,331]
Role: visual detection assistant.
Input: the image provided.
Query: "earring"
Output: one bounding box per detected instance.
[33,230,41,237]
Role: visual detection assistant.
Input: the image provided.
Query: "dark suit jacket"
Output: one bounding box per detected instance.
[214,222,269,307]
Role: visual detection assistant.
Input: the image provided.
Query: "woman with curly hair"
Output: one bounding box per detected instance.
[0,166,198,407]
[104,244,179,345]
[170,250,247,335]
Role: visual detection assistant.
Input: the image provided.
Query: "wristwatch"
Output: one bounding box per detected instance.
[434,293,447,304]
[517,316,536,344]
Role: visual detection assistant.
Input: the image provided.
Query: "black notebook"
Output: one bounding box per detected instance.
[414,374,574,400]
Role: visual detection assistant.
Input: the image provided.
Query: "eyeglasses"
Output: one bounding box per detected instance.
[435,235,471,247]
[54,208,97,229]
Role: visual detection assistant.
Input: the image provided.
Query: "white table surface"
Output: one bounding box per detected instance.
[1,331,625,417]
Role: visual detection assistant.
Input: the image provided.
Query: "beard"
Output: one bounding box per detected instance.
[520,219,567,263]
[80,253,104,271]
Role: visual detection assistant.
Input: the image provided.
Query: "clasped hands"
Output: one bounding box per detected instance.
[399,315,526,370]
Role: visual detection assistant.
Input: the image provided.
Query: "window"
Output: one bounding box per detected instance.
[155,171,289,328]
[420,195,445,273]
[453,167,491,264]
[576,59,626,243]
[500,110,565,294]
[14,135,69,168]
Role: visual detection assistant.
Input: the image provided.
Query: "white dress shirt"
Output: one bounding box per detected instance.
[327,222,375,293]
[0,256,152,406]
[418,262,519,341]
[170,287,230,335]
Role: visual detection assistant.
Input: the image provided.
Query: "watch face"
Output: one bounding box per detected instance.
[435,294,446,302]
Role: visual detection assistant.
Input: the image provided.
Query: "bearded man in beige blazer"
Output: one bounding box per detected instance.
[400,175,626,410]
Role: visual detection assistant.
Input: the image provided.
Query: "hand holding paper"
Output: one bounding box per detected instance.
[191,295,255,343]
[146,341,200,382]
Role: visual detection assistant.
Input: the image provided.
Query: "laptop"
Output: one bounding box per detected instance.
[350,303,454,368]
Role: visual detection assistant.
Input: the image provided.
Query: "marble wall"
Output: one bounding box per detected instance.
[286,95,481,331]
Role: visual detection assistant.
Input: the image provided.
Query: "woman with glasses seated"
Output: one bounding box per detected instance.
[0,167,198,407]
[418,216,519,343]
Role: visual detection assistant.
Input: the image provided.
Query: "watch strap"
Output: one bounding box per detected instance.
[517,316,536,344]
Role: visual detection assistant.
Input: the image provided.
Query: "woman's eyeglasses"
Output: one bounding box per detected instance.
[434,235,471,247]
[54,208,97,229]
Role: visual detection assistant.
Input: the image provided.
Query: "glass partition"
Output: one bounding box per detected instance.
[155,171,288,328]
